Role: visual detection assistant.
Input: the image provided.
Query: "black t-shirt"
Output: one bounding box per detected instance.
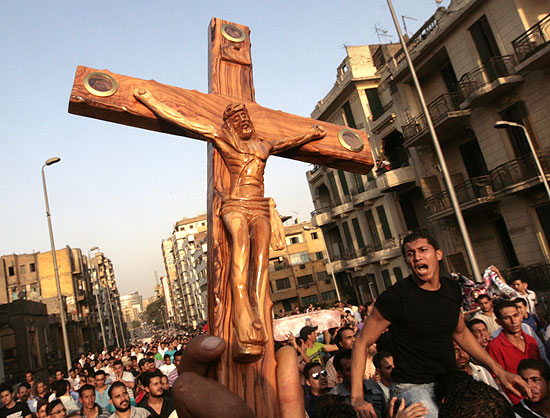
[138,395,174,418]
[0,402,31,418]
[375,275,462,384]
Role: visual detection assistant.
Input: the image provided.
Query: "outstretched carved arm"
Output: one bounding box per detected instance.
[133,89,218,140]
[269,125,327,154]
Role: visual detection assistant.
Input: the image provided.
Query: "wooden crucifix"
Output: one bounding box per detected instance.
[68,18,372,417]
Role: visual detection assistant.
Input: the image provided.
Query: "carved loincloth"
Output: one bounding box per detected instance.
[221,196,270,223]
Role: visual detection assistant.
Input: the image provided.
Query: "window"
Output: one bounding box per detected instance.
[269,259,286,272]
[20,265,26,274]
[365,210,381,245]
[310,232,319,240]
[314,251,324,260]
[30,263,36,272]
[276,278,291,290]
[381,270,392,290]
[351,218,366,249]
[393,267,403,281]
[302,294,319,305]
[328,171,341,205]
[365,88,384,121]
[322,290,337,300]
[286,235,303,245]
[354,173,365,193]
[342,101,357,129]
[289,252,310,265]
[338,171,350,196]
[469,16,501,81]
[297,275,314,287]
[8,266,14,276]
[342,222,354,252]
[376,206,392,240]
[500,102,534,157]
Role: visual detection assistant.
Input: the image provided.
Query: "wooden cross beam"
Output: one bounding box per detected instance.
[68,18,373,417]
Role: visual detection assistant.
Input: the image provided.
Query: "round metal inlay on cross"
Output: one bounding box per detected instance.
[337,129,364,152]
[221,23,247,43]
[83,72,118,97]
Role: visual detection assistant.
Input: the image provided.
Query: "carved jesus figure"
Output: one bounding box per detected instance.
[134,89,326,358]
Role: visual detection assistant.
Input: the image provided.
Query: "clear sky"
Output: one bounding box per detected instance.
[1,0,448,298]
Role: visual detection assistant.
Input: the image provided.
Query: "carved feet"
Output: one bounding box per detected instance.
[233,308,267,363]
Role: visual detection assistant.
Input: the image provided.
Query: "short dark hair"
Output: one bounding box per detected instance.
[303,362,322,380]
[163,354,171,360]
[494,299,518,320]
[108,381,127,399]
[113,360,123,367]
[333,349,352,373]
[52,379,69,396]
[476,294,490,302]
[467,319,488,331]
[513,298,528,307]
[78,384,96,397]
[333,327,354,348]
[142,370,163,388]
[401,230,440,257]
[0,383,13,394]
[46,399,64,415]
[18,382,31,390]
[518,359,550,381]
[174,350,183,358]
[373,351,393,370]
[95,370,106,378]
[438,378,513,418]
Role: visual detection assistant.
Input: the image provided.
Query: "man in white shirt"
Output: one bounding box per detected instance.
[471,294,500,335]
[158,355,176,377]
[510,278,538,316]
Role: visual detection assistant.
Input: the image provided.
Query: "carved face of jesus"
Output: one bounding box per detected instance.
[228,109,254,140]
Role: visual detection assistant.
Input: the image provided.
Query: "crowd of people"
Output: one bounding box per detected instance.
[3,231,550,418]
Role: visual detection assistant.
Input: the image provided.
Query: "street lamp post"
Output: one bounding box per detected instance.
[88,247,107,349]
[385,0,482,283]
[41,157,72,372]
[494,121,550,201]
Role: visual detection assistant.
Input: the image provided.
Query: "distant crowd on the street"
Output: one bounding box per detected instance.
[3,231,550,418]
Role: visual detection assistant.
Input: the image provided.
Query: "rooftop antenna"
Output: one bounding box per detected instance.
[374,24,392,44]
[402,15,418,37]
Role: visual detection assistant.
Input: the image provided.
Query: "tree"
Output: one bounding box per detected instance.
[144,297,167,327]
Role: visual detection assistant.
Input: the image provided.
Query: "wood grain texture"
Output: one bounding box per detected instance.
[207,18,278,418]
[69,67,373,174]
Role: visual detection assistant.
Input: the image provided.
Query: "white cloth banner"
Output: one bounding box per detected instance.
[272,309,341,341]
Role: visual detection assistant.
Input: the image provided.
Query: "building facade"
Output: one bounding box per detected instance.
[89,251,126,348]
[309,0,550,298]
[368,0,550,283]
[269,220,339,313]
[308,45,413,303]
[162,213,208,328]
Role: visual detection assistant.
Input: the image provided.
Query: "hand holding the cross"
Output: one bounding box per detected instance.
[174,335,305,418]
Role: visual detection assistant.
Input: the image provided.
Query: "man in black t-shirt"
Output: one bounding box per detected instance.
[137,371,174,418]
[350,231,530,418]
[0,384,31,418]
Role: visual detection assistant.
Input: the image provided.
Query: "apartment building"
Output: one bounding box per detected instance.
[89,251,125,348]
[269,220,339,313]
[162,213,208,328]
[367,0,550,284]
[308,45,414,303]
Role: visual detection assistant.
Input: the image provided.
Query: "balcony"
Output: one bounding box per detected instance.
[503,264,550,292]
[370,101,396,135]
[353,181,381,206]
[513,14,550,72]
[306,165,323,183]
[425,176,495,221]
[458,56,523,108]
[490,153,550,196]
[311,207,334,227]
[331,195,354,218]
[402,93,471,147]
[376,165,416,193]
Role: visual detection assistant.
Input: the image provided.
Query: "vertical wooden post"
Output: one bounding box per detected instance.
[206,18,279,417]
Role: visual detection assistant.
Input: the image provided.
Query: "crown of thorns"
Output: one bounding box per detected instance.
[223,103,248,121]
